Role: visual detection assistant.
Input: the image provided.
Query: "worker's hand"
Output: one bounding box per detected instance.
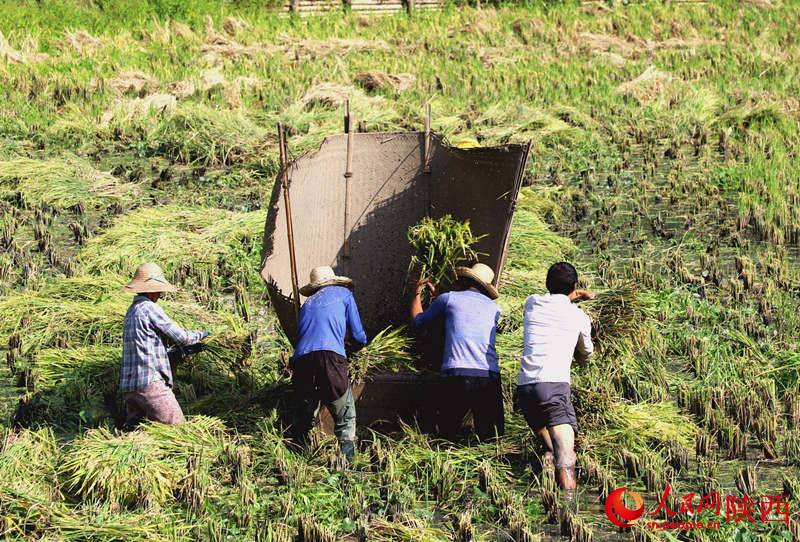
[570,290,596,302]
[357,346,367,355]
[200,331,211,340]
[415,276,434,295]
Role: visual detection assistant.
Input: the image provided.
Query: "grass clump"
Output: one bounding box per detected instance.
[0,154,139,208]
[149,102,270,166]
[78,205,262,285]
[61,417,233,511]
[407,215,484,289]
[61,428,174,510]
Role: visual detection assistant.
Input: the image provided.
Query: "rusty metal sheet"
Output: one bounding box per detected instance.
[261,131,529,342]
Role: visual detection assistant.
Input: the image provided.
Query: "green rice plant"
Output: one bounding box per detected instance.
[34,345,119,390]
[407,215,484,290]
[349,327,415,385]
[149,102,270,166]
[60,428,176,510]
[140,415,231,459]
[0,154,139,208]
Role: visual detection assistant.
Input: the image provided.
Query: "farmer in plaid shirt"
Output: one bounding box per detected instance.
[121,262,208,427]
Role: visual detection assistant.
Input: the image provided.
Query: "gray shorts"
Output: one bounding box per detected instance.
[518,382,578,435]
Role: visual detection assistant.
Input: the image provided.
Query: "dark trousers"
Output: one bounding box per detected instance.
[290,351,356,449]
[438,376,505,441]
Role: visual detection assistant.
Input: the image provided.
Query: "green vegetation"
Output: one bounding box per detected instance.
[1,0,799,539]
[407,215,484,289]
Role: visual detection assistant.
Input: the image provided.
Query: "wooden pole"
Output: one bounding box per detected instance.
[344,112,354,263]
[423,103,431,174]
[278,124,301,321]
[344,99,350,133]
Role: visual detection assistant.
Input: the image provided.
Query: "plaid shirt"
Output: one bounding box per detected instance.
[121,295,203,392]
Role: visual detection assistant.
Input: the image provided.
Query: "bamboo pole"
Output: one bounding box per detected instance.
[278,124,301,321]
[423,103,431,174]
[344,112,355,263]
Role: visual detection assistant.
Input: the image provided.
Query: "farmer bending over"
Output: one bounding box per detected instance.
[411,263,504,441]
[121,262,208,427]
[517,262,594,499]
[291,266,367,464]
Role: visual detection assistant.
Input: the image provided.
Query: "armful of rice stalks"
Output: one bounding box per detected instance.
[406,215,485,299]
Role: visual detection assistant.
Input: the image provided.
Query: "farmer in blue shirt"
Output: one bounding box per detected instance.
[291,266,367,463]
[411,262,504,441]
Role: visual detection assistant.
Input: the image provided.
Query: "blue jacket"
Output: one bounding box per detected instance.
[293,286,367,359]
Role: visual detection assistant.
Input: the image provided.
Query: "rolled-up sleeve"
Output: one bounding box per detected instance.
[149,304,203,346]
[574,314,594,363]
[345,293,367,347]
[413,294,448,329]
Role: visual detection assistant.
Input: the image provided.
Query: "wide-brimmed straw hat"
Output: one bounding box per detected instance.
[456,262,499,299]
[299,266,354,297]
[121,262,178,294]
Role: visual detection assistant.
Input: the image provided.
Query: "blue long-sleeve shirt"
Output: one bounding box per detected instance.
[293,286,367,359]
[413,289,501,378]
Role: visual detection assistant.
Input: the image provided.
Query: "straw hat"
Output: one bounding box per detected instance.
[299,266,354,297]
[121,262,178,294]
[456,262,499,299]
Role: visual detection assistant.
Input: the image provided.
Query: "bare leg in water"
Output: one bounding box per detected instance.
[548,424,577,493]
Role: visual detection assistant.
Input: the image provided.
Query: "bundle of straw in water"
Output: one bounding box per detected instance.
[349,327,415,385]
[407,215,484,293]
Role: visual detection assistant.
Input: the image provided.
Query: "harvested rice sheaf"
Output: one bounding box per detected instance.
[149,102,269,165]
[349,327,416,385]
[78,205,262,282]
[61,428,177,509]
[581,286,653,348]
[407,215,484,290]
[0,154,139,208]
[61,417,232,510]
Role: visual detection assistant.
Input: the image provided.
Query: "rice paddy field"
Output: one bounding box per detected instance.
[1,0,799,540]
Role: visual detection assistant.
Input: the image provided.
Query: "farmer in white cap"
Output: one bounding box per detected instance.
[291,266,367,464]
[411,262,504,441]
[120,262,208,427]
